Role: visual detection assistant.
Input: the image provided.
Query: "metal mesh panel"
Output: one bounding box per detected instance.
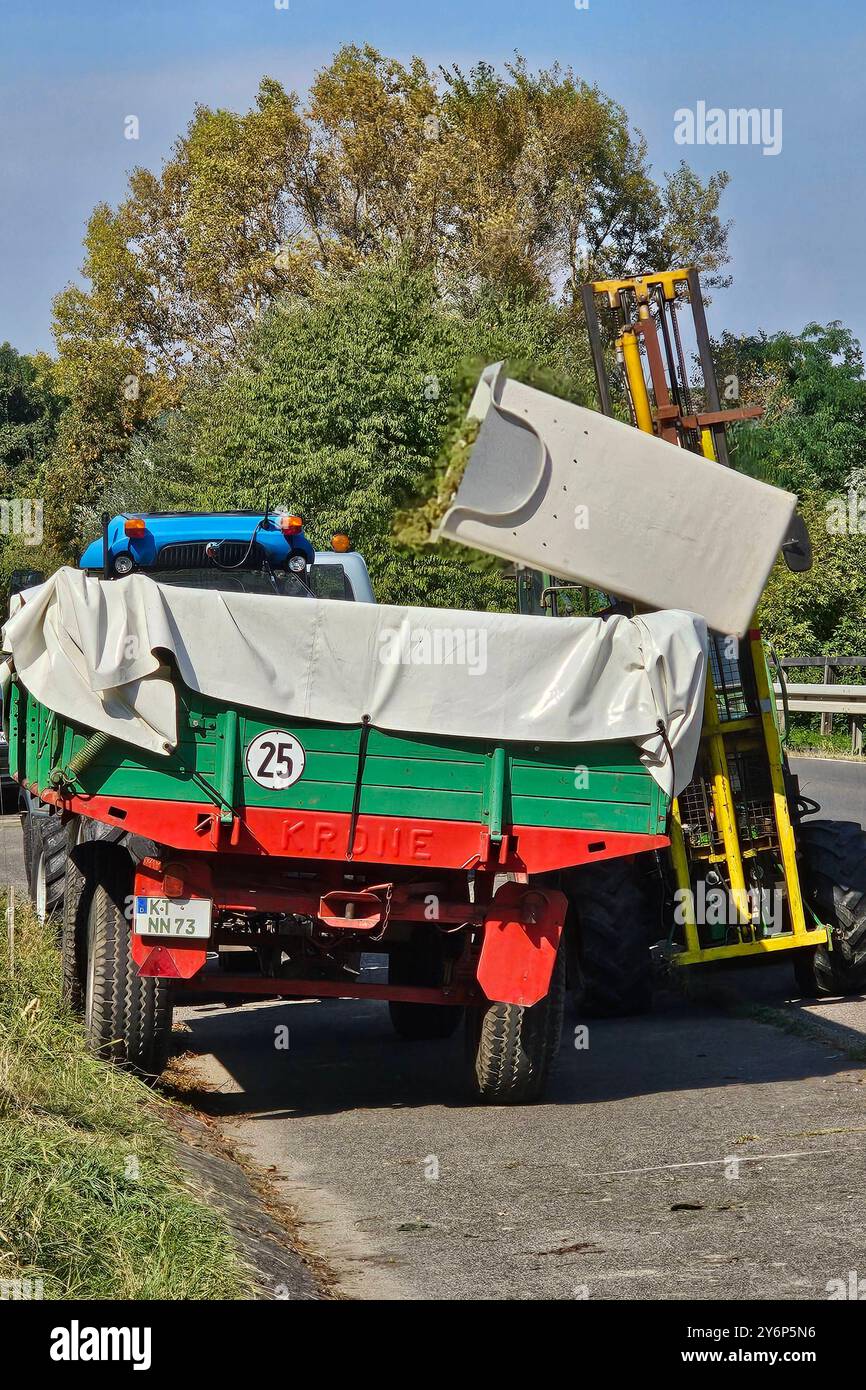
[678,749,777,852]
[728,751,776,843]
[678,774,716,848]
[708,635,758,722]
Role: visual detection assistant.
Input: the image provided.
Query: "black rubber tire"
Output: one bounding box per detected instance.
[794,819,866,996]
[465,943,565,1104]
[20,802,33,893]
[563,856,652,1018]
[83,841,173,1076]
[791,948,830,999]
[388,931,464,1040]
[28,809,69,921]
[61,827,92,1013]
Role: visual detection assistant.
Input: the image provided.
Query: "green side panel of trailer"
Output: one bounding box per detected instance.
[9,679,668,838]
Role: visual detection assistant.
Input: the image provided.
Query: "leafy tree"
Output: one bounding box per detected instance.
[151,260,589,607]
[51,45,732,520]
[56,48,732,367]
[0,345,65,604]
[720,323,866,496]
[45,342,160,551]
[0,344,63,494]
[436,59,730,301]
[53,80,314,377]
[723,324,866,659]
[759,493,866,657]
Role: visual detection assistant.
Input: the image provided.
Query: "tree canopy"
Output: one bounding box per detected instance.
[54,48,732,373]
[0,343,63,494]
[722,322,866,497]
[722,323,866,656]
[48,45,732,544]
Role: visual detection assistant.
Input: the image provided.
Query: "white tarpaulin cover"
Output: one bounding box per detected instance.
[436,365,797,637]
[2,568,709,796]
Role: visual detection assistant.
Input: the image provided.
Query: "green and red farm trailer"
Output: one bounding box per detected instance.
[6,629,671,1103]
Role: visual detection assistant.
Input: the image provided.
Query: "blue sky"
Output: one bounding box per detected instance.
[2,0,864,356]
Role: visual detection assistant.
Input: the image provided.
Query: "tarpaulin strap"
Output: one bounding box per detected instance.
[656,718,676,823]
[346,715,373,861]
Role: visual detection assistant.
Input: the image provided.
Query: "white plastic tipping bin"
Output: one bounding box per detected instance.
[435,363,798,637]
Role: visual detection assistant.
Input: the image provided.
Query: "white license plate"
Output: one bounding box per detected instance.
[134,895,213,940]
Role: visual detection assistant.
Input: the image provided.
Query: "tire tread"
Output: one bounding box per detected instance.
[85,843,173,1075]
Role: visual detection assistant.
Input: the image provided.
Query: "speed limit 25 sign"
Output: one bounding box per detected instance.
[244,730,306,790]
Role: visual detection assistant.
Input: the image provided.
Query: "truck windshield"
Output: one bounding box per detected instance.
[153,569,313,599]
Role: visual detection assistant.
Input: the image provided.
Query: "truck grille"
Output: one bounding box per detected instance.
[152,541,262,569]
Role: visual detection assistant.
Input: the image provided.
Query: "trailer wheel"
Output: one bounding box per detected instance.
[61,831,93,1013]
[466,944,565,1104]
[83,842,173,1076]
[28,810,68,922]
[20,798,33,893]
[794,820,866,996]
[388,932,464,1040]
[562,856,652,1017]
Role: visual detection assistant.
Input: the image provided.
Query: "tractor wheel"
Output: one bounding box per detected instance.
[388,931,464,1040]
[28,810,69,922]
[83,842,173,1076]
[465,944,565,1104]
[563,856,653,1018]
[793,820,866,997]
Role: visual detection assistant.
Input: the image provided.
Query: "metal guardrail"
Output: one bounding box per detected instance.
[774,683,866,715]
[777,656,866,669]
[774,655,866,753]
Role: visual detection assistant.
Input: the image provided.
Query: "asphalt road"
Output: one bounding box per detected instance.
[791,755,866,825]
[0,803,26,889]
[4,758,866,1300]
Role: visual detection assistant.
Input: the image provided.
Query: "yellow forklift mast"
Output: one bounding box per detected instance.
[577,268,826,966]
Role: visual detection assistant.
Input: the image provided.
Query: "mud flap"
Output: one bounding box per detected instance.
[477,881,567,1007]
[131,934,207,979]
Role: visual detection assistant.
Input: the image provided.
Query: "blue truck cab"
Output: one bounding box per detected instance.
[78,510,376,603]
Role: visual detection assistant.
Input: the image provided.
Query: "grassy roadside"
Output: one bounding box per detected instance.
[0,892,246,1299]
[784,727,864,759]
